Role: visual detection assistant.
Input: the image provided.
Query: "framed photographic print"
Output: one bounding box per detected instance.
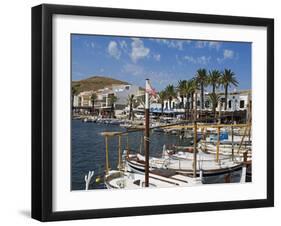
[31,4,274,221]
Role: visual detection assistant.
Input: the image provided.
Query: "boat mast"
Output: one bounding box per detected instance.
[144,79,150,187]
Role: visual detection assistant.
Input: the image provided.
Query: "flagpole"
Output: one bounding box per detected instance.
[144,79,150,187]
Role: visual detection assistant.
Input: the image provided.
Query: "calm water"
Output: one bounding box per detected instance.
[71,119,191,190]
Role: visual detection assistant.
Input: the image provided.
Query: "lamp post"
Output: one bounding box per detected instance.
[231,98,238,161]
[144,79,150,187]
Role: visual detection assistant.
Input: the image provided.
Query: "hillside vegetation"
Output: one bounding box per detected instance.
[72,76,129,93]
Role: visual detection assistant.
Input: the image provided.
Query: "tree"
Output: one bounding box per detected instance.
[220,69,238,110]
[127,94,135,121]
[195,68,208,110]
[208,93,220,119]
[184,80,194,120]
[91,93,97,114]
[208,70,221,94]
[158,91,167,116]
[177,80,193,119]
[164,84,177,109]
[108,95,117,118]
[137,95,152,109]
[189,79,199,120]
[177,80,187,108]
[71,85,80,108]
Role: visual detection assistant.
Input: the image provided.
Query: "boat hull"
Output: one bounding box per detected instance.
[126,157,244,184]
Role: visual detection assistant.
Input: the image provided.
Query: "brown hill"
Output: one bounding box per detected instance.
[72,76,129,93]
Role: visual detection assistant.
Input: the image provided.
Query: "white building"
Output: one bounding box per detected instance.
[161,90,251,112]
[112,84,141,107]
[217,90,251,112]
[73,84,142,112]
[73,90,95,107]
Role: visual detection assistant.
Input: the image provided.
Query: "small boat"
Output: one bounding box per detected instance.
[104,170,202,189]
[153,127,164,132]
[120,123,132,128]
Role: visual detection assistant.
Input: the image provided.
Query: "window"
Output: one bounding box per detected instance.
[197,100,200,106]
[240,100,245,108]
[228,100,232,109]
[205,101,210,108]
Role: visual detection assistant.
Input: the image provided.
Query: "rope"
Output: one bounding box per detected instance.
[144,136,151,142]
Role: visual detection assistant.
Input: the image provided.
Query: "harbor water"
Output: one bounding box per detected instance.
[71,119,191,190]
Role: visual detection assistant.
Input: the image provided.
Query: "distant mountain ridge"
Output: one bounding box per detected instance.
[72,76,130,93]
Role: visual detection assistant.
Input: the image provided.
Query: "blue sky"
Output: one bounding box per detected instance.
[71,34,251,91]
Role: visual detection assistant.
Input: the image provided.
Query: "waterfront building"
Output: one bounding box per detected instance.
[161,89,251,112]
[73,84,143,116]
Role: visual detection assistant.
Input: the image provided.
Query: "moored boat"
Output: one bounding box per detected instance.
[104,170,202,189]
[125,147,246,184]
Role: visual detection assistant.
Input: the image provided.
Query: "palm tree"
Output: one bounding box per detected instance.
[177,80,187,108]
[195,68,208,110]
[184,80,195,120]
[137,95,152,109]
[91,93,97,115]
[127,94,135,120]
[158,91,167,116]
[208,70,221,94]
[208,93,220,119]
[164,84,177,109]
[71,85,80,108]
[108,95,117,118]
[189,79,199,120]
[220,69,238,110]
[177,80,193,119]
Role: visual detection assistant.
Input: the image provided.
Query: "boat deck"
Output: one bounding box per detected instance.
[105,170,200,189]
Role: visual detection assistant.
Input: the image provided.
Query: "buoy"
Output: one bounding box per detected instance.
[95,177,101,183]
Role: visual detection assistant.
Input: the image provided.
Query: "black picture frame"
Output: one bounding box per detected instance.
[32,4,274,222]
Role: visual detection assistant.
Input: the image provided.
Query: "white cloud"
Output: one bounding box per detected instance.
[119,40,128,50]
[197,56,211,64]
[130,38,150,63]
[208,41,221,50]
[153,54,161,61]
[153,39,190,50]
[217,49,235,63]
[108,41,121,59]
[169,41,184,50]
[223,49,234,59]
[195,41,208,48]
[84,41,95,48]
[184,55,197,64]
[195,41,221,50]
[183,55,211,65]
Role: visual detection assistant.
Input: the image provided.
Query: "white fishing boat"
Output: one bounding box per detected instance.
[198,142,251,158]
[104,170,202,189]
[198,132,251,159]
[125,145,246,184]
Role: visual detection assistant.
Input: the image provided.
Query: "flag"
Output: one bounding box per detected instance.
[145,80,157,97]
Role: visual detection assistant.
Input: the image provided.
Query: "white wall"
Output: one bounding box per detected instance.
[0,0,279,225]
